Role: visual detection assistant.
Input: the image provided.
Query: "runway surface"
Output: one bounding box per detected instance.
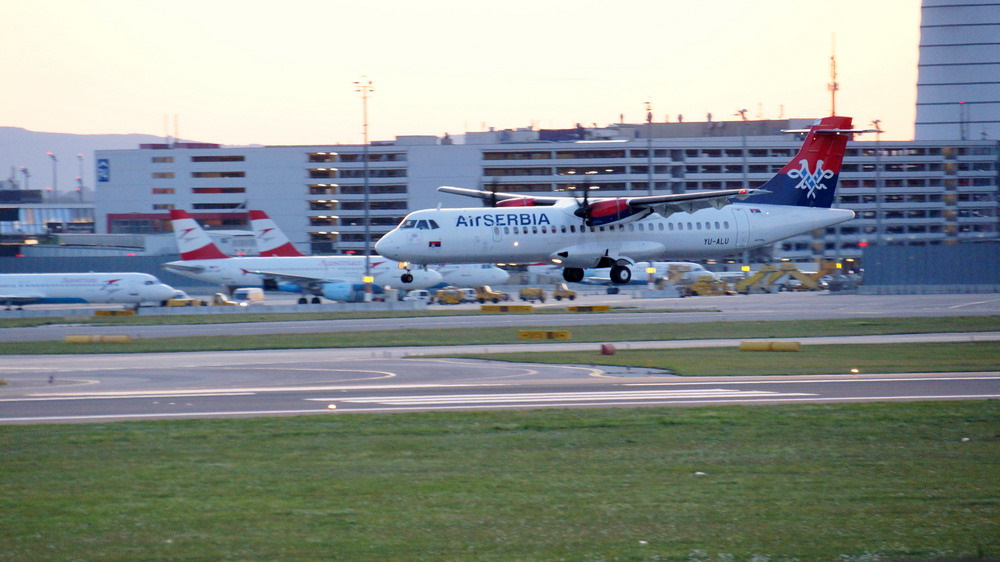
[2,335,998,424]
[3,292,1000,342]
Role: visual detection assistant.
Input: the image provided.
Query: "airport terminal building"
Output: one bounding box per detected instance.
[94,120,999,267]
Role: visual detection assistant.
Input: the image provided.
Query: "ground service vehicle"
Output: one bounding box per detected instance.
[403,289,432,303]
[552,283,577,301]
[475,285,508,303]
[232,287,265,303]
[212,293,244,306]
[519,287,546,303]
[434,286,464,304]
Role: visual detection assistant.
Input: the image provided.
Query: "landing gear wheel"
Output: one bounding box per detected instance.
[311,296,321,304]
[401,273,414,284]
[298,297,308,304]
[563,268,584,283]
[610,265,632,285]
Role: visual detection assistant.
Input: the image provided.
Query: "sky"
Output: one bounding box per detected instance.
[2,0,921,146]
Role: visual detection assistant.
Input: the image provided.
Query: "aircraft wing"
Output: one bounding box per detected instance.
[242,269,347,294]
[439,185,768,217]
[623,188,768,217]
[437,186,566,205]
[161,262,206,274]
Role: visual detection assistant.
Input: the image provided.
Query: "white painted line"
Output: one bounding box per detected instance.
[0,392,256,402]
[316,389,815,406]
[23,382,510,398]
[624,375,1000,386]
[0,409,333,423]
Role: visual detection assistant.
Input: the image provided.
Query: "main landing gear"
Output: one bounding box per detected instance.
[610,264,632,284]
[562,268,584,283]
[562,265,632,284]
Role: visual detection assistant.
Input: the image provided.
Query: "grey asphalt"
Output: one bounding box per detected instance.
[1,332,998,424]
[2,292,999,342]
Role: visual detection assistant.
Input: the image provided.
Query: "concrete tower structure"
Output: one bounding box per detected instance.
[915,0,1000,140]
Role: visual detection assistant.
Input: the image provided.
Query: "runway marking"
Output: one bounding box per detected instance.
[325,394,1000,412]
[624,374,1000,386]
[0,392,256,402]
[19,382,511,399]
[948,298,1000,309]
[312,388,815,406]
[0,409,332,423]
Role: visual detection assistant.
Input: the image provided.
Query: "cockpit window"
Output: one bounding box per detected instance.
[416,220,429,229]
[401,219,417,229]
[429,220,440,229]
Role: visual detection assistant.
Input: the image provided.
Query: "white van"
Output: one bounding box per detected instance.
[232,287,265,304]
[402,289,431,303]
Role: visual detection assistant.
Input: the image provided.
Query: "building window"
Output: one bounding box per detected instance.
[152,172,175,179]
[192,203,244,209]
[152,203,175,210]
[152,188,175,194]
[308,152,338,163]
[152,157,174,163]
[192,187,246,194]
[191,155,245,162]
[191,171,246,178]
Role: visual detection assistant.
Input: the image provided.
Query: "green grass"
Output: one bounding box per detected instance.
[2,402,998,560]
[0,305,692,329]
[453,341,1000,376]
[2,315,998,355]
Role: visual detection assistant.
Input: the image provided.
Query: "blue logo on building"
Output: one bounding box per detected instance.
[96,159,110,182]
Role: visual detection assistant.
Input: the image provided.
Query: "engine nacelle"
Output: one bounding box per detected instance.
[374,268,443,290]
[321,282,355,301]
[497,197,535,207]
[576,198,650,227]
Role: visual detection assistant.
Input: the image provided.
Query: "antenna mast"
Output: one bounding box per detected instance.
[828,34,839,116]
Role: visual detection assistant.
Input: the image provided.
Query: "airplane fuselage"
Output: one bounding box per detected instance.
[162,255,440,290]
[376,200,854,268]
[0,273,176,306]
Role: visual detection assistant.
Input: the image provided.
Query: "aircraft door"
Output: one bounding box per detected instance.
[733,207,750,248]
[492,226,503,242]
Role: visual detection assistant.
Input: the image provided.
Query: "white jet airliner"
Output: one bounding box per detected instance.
[528,261,718,285]
[375,115,862,285]
[0,273,176,309]
[248,209,509,288]
[163,210,442,303]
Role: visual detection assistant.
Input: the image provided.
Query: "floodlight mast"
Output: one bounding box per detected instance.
[354,77,374,296]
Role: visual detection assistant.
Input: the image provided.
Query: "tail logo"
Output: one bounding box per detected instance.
[788,159,835,199]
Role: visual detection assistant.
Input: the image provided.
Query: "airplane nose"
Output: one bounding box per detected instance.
[374,234,400,259]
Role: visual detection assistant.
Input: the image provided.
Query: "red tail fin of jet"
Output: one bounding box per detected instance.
[249,210,305,257]
[169,209,230,260]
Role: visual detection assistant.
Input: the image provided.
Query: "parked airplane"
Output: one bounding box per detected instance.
[430,263,510,287]
[0,273,176,309]
[249,209,509,287]
[375,115,862,284]
[248,209,306,257]
[528,261,717,285]
[163,210,442,303]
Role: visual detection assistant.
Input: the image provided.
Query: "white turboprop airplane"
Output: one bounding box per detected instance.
[0,273,177,309]
[248,209,510,288]
[163,210,442,303]
[375,115,862,285]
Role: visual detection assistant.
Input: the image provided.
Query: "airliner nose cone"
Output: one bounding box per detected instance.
[374,236,395,258]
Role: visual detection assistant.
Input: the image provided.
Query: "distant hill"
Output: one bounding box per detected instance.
[0,127,202,203]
